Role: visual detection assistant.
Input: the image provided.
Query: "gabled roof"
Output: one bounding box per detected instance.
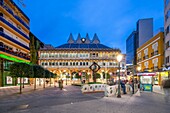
[85,33,91,44]
[67,33,75,44]
[40,33,121,52]
[76,33,82,44]
[92,33,100,44]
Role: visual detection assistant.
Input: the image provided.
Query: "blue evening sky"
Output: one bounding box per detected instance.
[15,0,164,53]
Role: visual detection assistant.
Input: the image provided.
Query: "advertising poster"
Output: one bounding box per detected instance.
[17,78,28,83]
[6,76,13,84]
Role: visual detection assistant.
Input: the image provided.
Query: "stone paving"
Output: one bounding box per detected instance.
[0,85,169,113]
[0,84,57,98]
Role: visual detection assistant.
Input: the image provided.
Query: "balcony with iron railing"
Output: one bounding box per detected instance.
[0,16,29,40]
[41,65,118,69]
[151,66,159,71]
[137,58,142,62]
[0,2,30,29]
[0,46,30,60]
[39,56,117,60]
[143,55,149,60]
[151,50,159,57]
[143,68,149,71]
[0,31,29,50]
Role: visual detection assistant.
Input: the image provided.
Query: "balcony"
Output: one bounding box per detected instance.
[137,58,142,62]
[0,16,29,40]
[151,50,158,57]
[39,56,117,60]
[0,46,30,60]
[0,3,30,30]
[143,68,149,71]
[0,31,29,50]
[143,55,149,60]
[151,66,158,71]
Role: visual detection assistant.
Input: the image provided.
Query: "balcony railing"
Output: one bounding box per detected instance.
[143,55,149,60]
[39,56,117,60]
[0,16,29,40]
[41,65,117,68]
[0,31,29,50]
[151,66,158,71]
[0,3,30,29]
[151,50,158,57]
[137,58,142,62]
[0,46,30,60]
[143,68,149,71]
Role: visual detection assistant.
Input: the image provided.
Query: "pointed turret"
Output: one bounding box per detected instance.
[67,33,75,43]
[85,33,91,44]
[76,33,82,44]
[92,33,100,44]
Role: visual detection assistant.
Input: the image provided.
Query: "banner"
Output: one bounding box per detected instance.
[6,76,12,84]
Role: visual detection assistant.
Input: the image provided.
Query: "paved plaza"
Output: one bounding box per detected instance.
[0,85,169,113]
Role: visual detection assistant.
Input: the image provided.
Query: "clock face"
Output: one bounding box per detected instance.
[81,38,86,43]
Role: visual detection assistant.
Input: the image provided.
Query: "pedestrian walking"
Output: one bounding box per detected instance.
[161,79,170,103]
[58,79,63,90]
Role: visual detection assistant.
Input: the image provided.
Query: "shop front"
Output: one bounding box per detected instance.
[137,72,156,92]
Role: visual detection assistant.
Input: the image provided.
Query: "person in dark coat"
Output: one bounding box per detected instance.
[120,80,126,94]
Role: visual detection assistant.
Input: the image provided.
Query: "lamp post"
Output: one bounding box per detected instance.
[66,72,67,85]
[132,65,141,94]
[117,54,123,98]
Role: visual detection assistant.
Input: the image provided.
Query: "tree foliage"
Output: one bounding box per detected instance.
[96,73,101,79]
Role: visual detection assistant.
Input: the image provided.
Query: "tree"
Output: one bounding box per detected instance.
[74,73,81,79]
[96,73,101,79]
[10,62,31,94]
[44,69,50,88]
[29,32,44,64]
[32,64,44,90]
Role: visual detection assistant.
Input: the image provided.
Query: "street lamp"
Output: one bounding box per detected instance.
[117,54,123,98]
[137,66,141,72]
[66,72,68,85]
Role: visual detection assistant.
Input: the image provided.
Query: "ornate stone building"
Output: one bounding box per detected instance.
[39,33,125,83]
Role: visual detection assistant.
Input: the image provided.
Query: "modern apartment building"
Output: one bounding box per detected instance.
[0,0,30,86]
[39,33,124,82]
[126,31,137,65]
[164,0,170,67]
[137,18,153,47]
[137,32,166,85]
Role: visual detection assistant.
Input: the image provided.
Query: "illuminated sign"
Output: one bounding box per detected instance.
[163,67,170,71]
[0,54,29,63]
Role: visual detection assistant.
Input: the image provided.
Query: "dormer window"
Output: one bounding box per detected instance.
[81,38,86,43]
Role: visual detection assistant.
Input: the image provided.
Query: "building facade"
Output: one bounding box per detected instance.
[137,32,166,85]
[126,31,138,65]
[137,18,153,47]
[164,0,170,67]
[0,0,30,86]
[39,33,125,83]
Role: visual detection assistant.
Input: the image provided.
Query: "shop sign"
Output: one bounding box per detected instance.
[162,67,170,71]
[17,78,28,83]
[137,73,156,76]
